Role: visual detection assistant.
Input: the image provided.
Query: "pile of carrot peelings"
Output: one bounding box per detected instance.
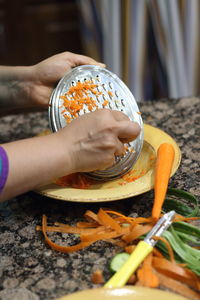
[36,143,200,299]
[36,208,200,299]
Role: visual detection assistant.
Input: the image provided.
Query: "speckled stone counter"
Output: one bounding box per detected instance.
[0,97,199,300]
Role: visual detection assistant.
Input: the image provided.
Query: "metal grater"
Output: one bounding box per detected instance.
[49,65,143,180]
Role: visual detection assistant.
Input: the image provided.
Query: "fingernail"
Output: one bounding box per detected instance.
[99,63,106,68]
[131,121,141,131]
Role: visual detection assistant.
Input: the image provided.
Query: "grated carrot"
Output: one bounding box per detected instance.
[59,80,102,124]
[54,167,146,189]
[121,169,146,183]
[54,173,94,189]
[102,100,109,107]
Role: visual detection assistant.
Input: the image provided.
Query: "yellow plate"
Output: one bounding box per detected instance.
[35,124,181,202]
[56,287,187,300]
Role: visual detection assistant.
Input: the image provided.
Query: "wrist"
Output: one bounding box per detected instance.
[50,131,75,178]
[12,66,35,108]
[0,66,34,114]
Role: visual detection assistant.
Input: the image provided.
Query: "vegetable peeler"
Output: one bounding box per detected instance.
[104,210,176,288]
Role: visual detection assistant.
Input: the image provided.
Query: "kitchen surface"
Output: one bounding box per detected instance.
[0,97,199,300]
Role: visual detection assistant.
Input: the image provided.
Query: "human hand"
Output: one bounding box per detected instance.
[56,109,141,174]
[0,52,105,115]
[26,52,105,108]
[0,109,140,201]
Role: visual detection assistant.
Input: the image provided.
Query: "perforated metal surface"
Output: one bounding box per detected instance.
[49,65,143,180]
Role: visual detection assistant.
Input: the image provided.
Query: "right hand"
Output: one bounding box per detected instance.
[57,109,141,174]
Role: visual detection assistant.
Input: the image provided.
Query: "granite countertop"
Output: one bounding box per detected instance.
[0,97,199,300]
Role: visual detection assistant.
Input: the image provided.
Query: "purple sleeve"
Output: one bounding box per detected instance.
[0,146,9,193]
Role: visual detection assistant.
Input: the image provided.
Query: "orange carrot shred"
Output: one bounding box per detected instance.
[76,221,99,228]
[121,169,145,183]
[122,224,153,243]
[37,224,105,235]
[84,210,100,223]
[153,257,200,291]
[80,227,129,243]
[97,209,123,232]
[137,253,159,288]
[91,269,104,284]
[37,208,200,299]
[125,245,136,254]
[104,210,134,224]
[41,215,92,253]
[153,235,175,262]
[155,271,200,300]
[153,247,164,258]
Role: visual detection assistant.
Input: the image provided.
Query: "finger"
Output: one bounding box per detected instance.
[97,155,116,170]
[116,121,141,142]
[71,54,106,68]
[100,139,126,170]
[114,139,126,156]
[111,110,130,121]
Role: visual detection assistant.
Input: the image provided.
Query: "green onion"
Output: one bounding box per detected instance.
[163,188,200,217]
[176,232,200,246]
[173,221,200,239]
[162,226,200,275]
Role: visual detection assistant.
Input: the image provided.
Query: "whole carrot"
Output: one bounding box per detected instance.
[152,143,175,220]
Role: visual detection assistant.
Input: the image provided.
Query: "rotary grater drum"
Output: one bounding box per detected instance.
[49,65,143,180]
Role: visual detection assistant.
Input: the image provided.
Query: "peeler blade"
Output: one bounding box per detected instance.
[144,210,176,247]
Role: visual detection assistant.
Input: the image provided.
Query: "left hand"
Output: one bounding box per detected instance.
[24,52,106,108]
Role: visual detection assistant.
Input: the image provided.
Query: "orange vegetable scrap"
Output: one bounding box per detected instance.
[152,236,175,262]
[102,100,109,107]
[60,79,118,124]
[36,209,200,300]
[129,147,135,153]
[59,79,132,124]
[127,274,137,284]
[59,80,100,123]
[91,269,105,284]
[108,91,113,97]
[54,173,94,189]
[54,166,146,189]
[156,272,200,300]
[63,114,71,124]
[152,257,200,291]
[120,169,145,184]
[137,253,159,288]
[36,208,200,299]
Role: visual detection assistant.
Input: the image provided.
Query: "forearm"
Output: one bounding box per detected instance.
[0,52,106,116]
[0,109,141,202]
[0,133,72,201]
[0,66,34,115]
